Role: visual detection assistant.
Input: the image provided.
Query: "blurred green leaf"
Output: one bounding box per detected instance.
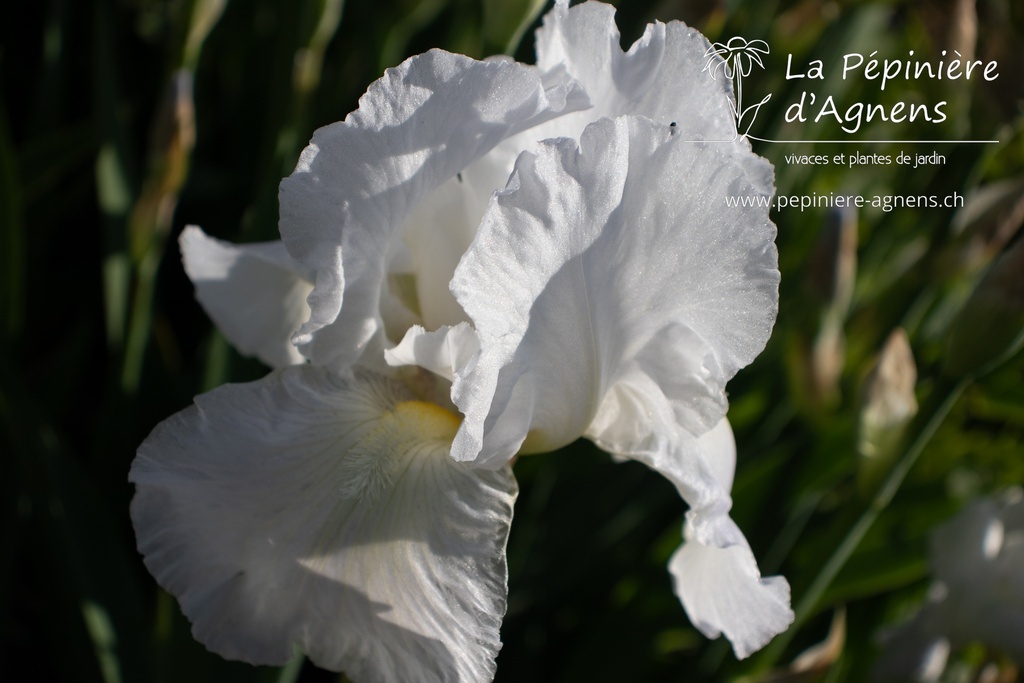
[0,104,24,339]
[944,237,1024,377]
[183,0,230,71]
[0,366,148,682]
[821,551,928,607]
[481,0,545,55]
[377,0,451,72]
[93,0,140,353]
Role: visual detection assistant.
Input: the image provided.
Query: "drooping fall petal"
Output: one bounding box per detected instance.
[662,422,793,660]
[131,366,517,682]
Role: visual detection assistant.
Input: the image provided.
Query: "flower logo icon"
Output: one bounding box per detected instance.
[703,37,772,137]
[703,36,770,79]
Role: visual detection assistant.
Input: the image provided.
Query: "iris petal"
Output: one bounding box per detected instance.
[279,49,587,371]
[450,115,778,467]
[131,366,516,682]
[670,520,794,660]
[180,226,312,368]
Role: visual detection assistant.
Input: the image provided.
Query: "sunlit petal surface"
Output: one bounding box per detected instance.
[278,50,587,370]
[450,115,778,467]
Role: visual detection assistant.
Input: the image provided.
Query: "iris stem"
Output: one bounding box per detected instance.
[121,246,160,393]
[754,374,971,670]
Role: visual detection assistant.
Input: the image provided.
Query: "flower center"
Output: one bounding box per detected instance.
[336,400,462,502]
[392,400,462,440]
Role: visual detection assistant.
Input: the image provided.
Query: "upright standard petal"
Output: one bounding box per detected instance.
[180,226,313,368]
[130,366,517,682]
[385,323,481,383]
[533,0,737,143]
[278,49,587,370]
[449,116,778,467]
[513,0,774,198]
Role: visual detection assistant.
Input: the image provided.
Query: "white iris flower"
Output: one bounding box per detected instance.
[130,1,792,680]
[874,489,1024,681]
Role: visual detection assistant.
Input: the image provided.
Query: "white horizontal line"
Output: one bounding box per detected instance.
[746,136,999,144]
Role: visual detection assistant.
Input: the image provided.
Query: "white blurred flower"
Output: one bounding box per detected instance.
[874,488,1024,682]
[131,1,790,680]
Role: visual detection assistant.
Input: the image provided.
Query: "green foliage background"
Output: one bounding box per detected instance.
[1,0,1022,681]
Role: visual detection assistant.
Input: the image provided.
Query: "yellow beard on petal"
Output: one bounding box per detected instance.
[392,400,462,440]
[335,399,462,502]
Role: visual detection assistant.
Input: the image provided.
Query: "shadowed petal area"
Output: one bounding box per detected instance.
[279,49,587,371]
[130,366,516,682]
[450,116,778,467]
[180,226,313,368]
